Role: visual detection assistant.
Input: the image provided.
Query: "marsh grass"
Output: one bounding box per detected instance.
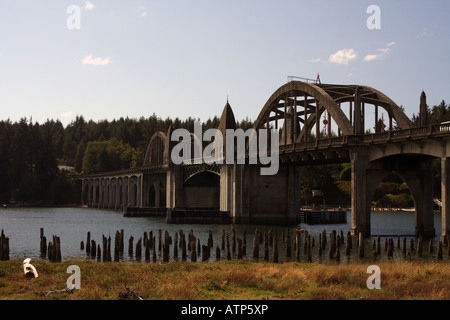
[0,259,449,300]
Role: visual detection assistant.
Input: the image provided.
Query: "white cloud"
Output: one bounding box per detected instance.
[363,54,382,62]
[139,6,147,17]
[61,111,74,118]
[81,54,112,66]
[85,1,94,11]
[363,42,396,62]
[329,49,357,65]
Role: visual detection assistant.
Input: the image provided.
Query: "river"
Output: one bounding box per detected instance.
[0,207,446,264]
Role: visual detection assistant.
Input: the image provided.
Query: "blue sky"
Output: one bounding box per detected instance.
[0,0,449,127]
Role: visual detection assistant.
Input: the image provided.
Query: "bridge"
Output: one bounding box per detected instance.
[78,81,450,240]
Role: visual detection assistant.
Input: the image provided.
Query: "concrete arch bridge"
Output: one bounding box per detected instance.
[78,81,450,240]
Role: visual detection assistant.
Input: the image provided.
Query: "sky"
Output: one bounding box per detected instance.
[0,0,449,127]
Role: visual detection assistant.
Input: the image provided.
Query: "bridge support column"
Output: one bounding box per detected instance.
[220,164,249,224]
[442,157,450,242]
[350,151,371,238]
[399,158,435,238]
[166,166,185,209]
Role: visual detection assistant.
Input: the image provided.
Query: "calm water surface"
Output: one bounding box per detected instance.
[0,207,446,264]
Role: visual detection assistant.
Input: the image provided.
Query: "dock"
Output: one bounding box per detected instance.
[299,209,347,225]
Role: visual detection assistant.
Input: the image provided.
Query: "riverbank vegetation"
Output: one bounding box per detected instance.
[0,259,449,300]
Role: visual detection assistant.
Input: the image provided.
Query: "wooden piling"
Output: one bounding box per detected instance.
[376,235,381,254]
[216,245,221,261]
[90,239,96,258]
[135,237,142,259]
[437,241,443,260]
[86,232,91,256]
[264,232,269,261]
[307,235,312,263]
[237,238,243,260]
[226,234,231,260]
[417,236,422,257]
[128,236,134,256]
[252,229,259,259]
[152,236,157,263]
[345,232,351,256]
[97,244,101,262]
[358,233,364,258]
[0,231,9,261]
[272,232,278,263]
[40,228,47,257]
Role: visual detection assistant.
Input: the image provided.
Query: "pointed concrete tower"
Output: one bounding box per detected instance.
[218,100,237,133]
[216,100,237,160]
[420,91,427,127]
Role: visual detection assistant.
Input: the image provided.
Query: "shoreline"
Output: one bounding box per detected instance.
[0,259,449,300]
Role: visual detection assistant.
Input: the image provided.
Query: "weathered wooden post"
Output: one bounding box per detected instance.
[91,239,96,258]
[216,246,220,261]
[264,232,269,261]
[285,231,292,259]
[152,236,157,263]
[252,229,259,259]
[243,228,247,255]
[0,231,9,261]
[144,238,150,261]
[40,228,47,257]
[336,242,340,262]
[221,230,225,250]
[226,234,231,260]
[307,235,312,263]
[102,235,107,261]
[107,236,112,262]
[86,231,91,256]
[272,232,278,263]
[97,244,101,262]
[120,229,124,253]
[358,232,364,258]
[345,232,351,256]
[114,231,120,262]
[409,238,415,251]
[190,235,197,262]
[417,236,423,257]
[231,225,236,253]
[387,238,393,259]
[128,236,134,257]
[208,230,213,248]
[437,241,443,260]
[376,235,381,254]
[174,232,178,259]
[347,231,352,250]
[237,238,243,260]
[181,234,187,261]
[135,237,142,260]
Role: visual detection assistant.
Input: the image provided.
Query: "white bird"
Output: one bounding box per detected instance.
[23,258,38,279]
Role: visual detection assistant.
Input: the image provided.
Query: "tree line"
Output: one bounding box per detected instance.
[0,114,253,205]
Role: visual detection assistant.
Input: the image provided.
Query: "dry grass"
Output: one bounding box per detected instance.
[0,259,449,300]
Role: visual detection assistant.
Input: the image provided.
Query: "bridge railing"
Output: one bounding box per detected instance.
[432,122,450,133]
